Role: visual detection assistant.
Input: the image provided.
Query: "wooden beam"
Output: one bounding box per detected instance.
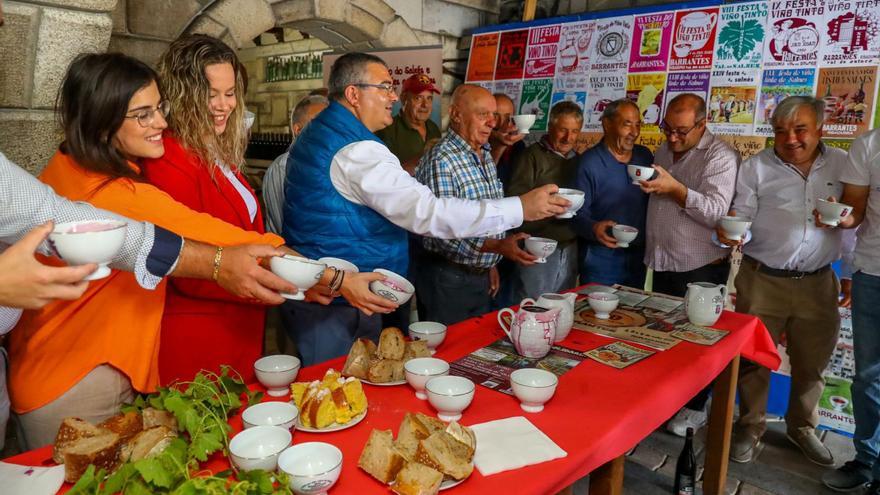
[589,455,625,495]
[703,355,741,495]
[523,0,538,21]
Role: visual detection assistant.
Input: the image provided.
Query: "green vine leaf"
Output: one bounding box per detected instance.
[717,19,764,61]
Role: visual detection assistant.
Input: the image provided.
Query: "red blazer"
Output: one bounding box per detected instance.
[143,134,267,385]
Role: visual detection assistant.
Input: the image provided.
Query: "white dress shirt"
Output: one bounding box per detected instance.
[733,145,847,271]
[841,128,880,276]
[329,140,523,239]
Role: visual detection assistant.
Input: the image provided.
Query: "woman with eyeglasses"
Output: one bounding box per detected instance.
[142,35,392,385]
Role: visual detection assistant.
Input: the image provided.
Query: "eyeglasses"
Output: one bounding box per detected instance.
[659,119,704,138]
[125,100,171,128]
[354,82,396,95]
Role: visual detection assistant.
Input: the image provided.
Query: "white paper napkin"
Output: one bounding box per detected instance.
[0,461,65,495]
[470,416,567,476]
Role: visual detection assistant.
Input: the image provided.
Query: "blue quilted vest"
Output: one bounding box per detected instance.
[282,101,408,279]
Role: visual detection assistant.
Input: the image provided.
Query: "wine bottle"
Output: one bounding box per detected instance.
[673,427,696,495]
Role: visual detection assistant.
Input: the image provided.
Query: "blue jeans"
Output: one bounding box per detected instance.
[281,300,382,366]
[851,271,880,476]
[579,243,647,289]
[513,241,578,301]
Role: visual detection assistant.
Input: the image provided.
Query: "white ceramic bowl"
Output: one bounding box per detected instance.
[242,401,299,431]
[255,355,301,397]
[588,292,619,319]
[425,375,475,422]
[269,256,326,300]
[229,425,291,472]
[816,199,852,227]
[317,257,359,273]
[408,321,447,354]
[555,188,585,219]
[510,368,559,413]
[49,220,127,281]
[370,268,414,305]
[278,442,343,495]
[612,224,639,248]
[524,237,558,264]
[513,114,537,134]
[719,216,752,241]
[405,357,450,400]
[627,164,656,184]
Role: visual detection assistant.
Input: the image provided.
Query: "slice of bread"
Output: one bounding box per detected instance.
[142,408,178,432]
[358,429,406,483]
[367,359,404,383]
[396,413,445,460]
[343,338,375,379]
[98,411,143,444]
[62,432,120,483]
[377,327,406,360]
[391,462,443,495]
[414,431,474,481]
[53,417,107,464]
[119,426,176,463]
[403,340,432,362]
[444,421,476,462]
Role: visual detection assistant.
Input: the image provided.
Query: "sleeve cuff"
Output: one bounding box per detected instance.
[495,196,524,233]
[133,224,182,290]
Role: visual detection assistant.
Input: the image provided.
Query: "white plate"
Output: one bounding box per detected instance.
[361,378,407,386]
[294,409,367,433]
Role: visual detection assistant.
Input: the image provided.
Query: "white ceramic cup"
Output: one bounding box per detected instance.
[408,321,447,354]
[524,237,558,263]
[317,257,359,273]
[370,268,414,304]
[816,199,852,227]
[242,401,299,431]
[269,256,326,300]
[49,220,127,281]
[555,188,586,218]
[627,164,656,185]
[588,292,619,319]
[229,425,291,472]
[254,355,301,397]
[719,216,752,241]
[611,224,639,248]
[513,114,537,134]
[277,442,343,495]
[425,375,475,422]
[405,357,450,400]
[510,368,559,413]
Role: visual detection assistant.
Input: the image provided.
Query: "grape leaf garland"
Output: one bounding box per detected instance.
[718,19,764,61]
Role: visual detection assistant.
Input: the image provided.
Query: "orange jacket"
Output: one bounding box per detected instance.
[8,151,284,414]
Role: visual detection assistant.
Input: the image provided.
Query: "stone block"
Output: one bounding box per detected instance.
[208,0,276,47]
[314,0,345,23]
[188,15,227,39]
[32,7,113,108]
[423,0,483,38]
[111,0,127,33]
[314,26,353,46]
[0,110,62,175]
[352,0,397,23]
[385,0,422,31]
[0,2,39,108]
[414,29,441,46]
[107,35,169,67]
[380,16,421,48]
[331,6,383,43]
[129,0,201,40]
[440,0,499,14]
[272,0,316,25]
[35,0,117,12]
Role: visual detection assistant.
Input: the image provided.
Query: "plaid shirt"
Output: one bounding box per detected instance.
[416,129,505,268]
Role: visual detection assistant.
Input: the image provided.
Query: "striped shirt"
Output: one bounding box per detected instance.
[416,129,505,269]
[645,129,739,272]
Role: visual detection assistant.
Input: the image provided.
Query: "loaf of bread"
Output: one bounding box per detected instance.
[414,431,474,481]
[391,461,443,495]
[61,432,121,483]
[53,417,108,464]
[98,411,143,444]
[377,327,406,360]
[119,426,176,463]
[396,413,446,460]
[358,429,407,483]
[343,338,376,379]
[403,340,431,362]
[142,407,178,432]
[367,359,404,383]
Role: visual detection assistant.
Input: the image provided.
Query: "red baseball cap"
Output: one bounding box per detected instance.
[402,74,440,95]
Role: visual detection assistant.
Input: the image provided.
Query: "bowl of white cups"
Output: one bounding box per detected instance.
[229,425,291,472]
[612,225,638,248]
[588,292,619,319]
[555,188,585,219]
[426,375,475,422]
[405,357,450,400]
[627,164,656,184]
[254,355,301,397]
[510,368,558,413]
[524,237,558,263]
[270,256,326,300]
[49,220,127,281]
[408,321,447,354]
[277,442,343,495]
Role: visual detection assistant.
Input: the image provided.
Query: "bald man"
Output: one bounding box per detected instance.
[414,84,540,324]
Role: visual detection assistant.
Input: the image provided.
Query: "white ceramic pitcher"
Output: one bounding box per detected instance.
[685,282,727,327]
[497,302,560,359]
[521,293,576,343]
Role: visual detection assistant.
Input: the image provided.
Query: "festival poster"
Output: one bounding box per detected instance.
[519,78,554,131]
[466,33,499,82]
[669,7,720,71]
[637,133,666,153]
[474,81,494,93]
[626,73,667,132]
[707,85,758,135]
[629,12,675,73]
[816,66,878,138]
[524,24,561,79]
[551,90,587,115]
[495,29,528,80]
[718,135,769,160]
[755,68,816,135]
[584,73,627,131]
[494,79,523,108]
[576,131,604,154]
[665,72,711,109]
[820,0,880,67]
[763,0,824,69]
[555,20,596,91]
[712,1,768,87]
[589,16,633,74]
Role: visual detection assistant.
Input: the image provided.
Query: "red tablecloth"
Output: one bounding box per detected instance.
[8,294,778,494]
